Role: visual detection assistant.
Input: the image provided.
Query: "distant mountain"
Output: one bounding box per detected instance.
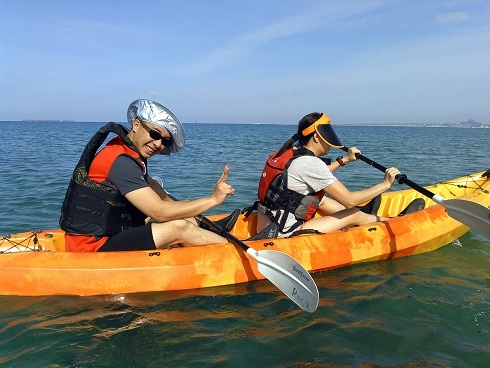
[456,119,486,127]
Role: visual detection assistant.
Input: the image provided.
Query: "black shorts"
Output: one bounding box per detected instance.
[97,224,156,252]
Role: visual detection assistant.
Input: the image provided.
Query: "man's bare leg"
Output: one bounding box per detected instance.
[151,218,228,248]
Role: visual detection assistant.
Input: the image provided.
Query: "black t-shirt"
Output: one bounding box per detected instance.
[107,155,148,195]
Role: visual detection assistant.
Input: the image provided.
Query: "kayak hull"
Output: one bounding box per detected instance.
[1,170,489,296]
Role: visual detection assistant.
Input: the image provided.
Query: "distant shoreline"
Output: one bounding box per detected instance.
[340,124,490,128]
[0,120,488,128]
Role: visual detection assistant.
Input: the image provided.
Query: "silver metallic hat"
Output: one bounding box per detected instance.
[127,99,185,155]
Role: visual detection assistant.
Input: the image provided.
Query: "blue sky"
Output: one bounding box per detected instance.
[1,0,489,124]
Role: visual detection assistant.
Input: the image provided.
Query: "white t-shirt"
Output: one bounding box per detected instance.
[287,156,337,195]
[257,155,338,237]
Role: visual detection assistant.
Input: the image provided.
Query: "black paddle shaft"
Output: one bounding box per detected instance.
[197,214,249,252]
[340,147,436,199]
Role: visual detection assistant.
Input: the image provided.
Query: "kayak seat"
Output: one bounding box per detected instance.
[398,198,426,216]
[357,194,382,215]
[247,223,323,240]
[213,209,241,232]
[200,209,240,233]
[247,222,279,241]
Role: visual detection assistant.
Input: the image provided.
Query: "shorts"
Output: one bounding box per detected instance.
[97,224,156,252]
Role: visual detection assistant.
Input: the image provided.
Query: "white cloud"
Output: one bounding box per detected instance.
[175,0,388,76]
[435,12,471,25]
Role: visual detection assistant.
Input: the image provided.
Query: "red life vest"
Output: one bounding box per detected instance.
[60,123,148,237]
[90,136,145,182]
[257,147,324,231]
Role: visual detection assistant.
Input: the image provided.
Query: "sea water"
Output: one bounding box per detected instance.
[0,121,489,367]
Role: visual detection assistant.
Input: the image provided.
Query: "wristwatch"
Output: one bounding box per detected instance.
[336,156,345,166]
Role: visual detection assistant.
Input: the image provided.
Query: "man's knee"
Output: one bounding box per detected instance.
[153,219,195,234]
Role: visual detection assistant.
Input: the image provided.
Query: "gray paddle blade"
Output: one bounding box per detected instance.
[438,197,490,239]
[248,249,319,313]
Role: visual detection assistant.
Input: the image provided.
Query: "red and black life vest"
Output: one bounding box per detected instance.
[59,122,148,237]
[257,147,325,232]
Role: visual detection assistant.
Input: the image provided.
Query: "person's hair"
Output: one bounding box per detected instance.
[275,112,322,157]
[297,112,322,145]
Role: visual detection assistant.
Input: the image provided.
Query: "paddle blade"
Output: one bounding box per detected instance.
[437,197,490,239]
[248,249,319,313]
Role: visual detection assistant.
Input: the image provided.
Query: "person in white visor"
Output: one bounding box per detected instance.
[252,112,423,239]
[60,99,237,252]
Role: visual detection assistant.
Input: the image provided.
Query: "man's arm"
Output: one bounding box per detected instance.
[126,166,234,222]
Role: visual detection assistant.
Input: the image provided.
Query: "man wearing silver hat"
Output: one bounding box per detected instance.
[60,99,237,252]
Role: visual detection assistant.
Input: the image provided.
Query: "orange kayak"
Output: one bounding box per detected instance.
[1,170,489,296]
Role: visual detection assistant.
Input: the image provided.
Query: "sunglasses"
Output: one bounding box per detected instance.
[138,120,173,148]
